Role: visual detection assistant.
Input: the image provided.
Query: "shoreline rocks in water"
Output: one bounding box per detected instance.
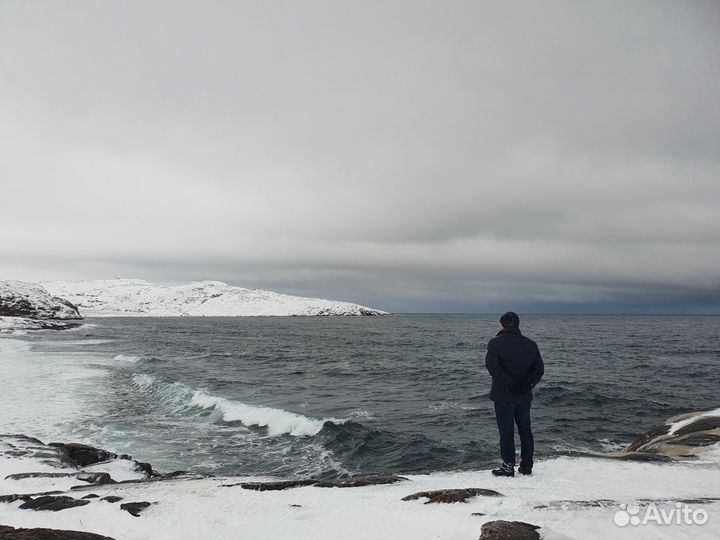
[47,443,131,468]
[611,408,720,461]
[0,435,157,485]
[1,410,720,539]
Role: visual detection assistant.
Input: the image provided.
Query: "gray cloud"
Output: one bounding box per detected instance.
[1,0,719,312]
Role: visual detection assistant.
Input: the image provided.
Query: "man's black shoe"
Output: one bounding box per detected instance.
[491,462,515,477]
[518,461,532,475]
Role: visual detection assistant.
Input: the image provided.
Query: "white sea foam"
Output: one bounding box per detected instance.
[0,337,108,442]
[56,339,114,346]
[190,391,330,436]
[114,353,142,363]
[598,439,626,452]
[348,408,375,420]
[428,401,479,412]
[129,372,341,437]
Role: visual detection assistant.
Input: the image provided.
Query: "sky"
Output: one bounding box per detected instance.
[1,1,719,313]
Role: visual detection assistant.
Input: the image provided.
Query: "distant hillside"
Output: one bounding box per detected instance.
[42,279,388,317]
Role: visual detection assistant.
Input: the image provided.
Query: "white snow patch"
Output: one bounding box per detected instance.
[0,455,719,540]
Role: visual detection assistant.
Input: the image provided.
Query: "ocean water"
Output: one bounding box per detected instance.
[6,315,720,479]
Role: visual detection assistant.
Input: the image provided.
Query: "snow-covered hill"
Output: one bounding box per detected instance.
[0,280,82,320]
[42,279,388,317]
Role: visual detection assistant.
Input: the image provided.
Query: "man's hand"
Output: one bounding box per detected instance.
[510,380,532,395]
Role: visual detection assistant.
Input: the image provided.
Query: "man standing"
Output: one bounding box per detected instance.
[485,312,544,477]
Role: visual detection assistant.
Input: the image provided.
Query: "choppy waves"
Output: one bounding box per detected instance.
[130,373,344,437]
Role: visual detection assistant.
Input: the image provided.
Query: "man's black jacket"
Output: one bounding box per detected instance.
[485,327,544,404]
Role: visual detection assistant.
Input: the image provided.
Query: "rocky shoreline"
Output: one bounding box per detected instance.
[0,433,545,540]
[2,408,719,540]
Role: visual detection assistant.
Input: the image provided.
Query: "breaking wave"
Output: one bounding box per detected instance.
[130,373,344,437]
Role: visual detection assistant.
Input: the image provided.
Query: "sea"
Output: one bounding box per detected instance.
[2,315,718,480]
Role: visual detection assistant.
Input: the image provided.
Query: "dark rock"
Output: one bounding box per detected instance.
[6,472,66,480]
[161,470,187,478]
[19,496,90,512]
[289,504,302,508]
[133,461,154,477]
[479,520,540,540]
[120,501,153,517]
[5,472,114,485]
[675,416,720,437]
[235,480,318,491]
[77,473,114,485]
[0,494,32,504]
[119,454,132,460]
[671,497,720,504]
[666,433,720,446]
[626,424,670,452]
[81,494,99,499]
[0,524,116,540]
[48,443,118,467]
[613,452,673,463]
[100,496,123,503]
[315,473,407,488]
[402,488,503,504]
[471,512,486,516]
[0,435,77,469]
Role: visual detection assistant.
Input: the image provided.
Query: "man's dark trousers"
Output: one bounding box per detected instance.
[494,401,533,467]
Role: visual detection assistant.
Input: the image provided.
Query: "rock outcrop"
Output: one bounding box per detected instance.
[226,474,408,490]
[119,501,154,517]
[0,435,77,469]
[0,525,116,540]
[315,473,408,488]
[236,480,318,491]
[402,488,503,504]
[0,281,82,320]
[478,520,540,540]
[47,443,125,468]
[18,495,90,512]
[5,472,114,485]
[611,408,720,461]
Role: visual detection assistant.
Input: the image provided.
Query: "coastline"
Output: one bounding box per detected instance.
[1,434,720,540]
[1,318,720,539]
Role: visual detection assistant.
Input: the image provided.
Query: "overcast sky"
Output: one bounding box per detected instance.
[1,1,719,313]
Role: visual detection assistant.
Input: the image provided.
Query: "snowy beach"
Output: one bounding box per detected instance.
[1,427,720,540]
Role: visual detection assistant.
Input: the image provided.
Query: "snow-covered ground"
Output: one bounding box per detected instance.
[43,279,387,317]
[1,448,720,540]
